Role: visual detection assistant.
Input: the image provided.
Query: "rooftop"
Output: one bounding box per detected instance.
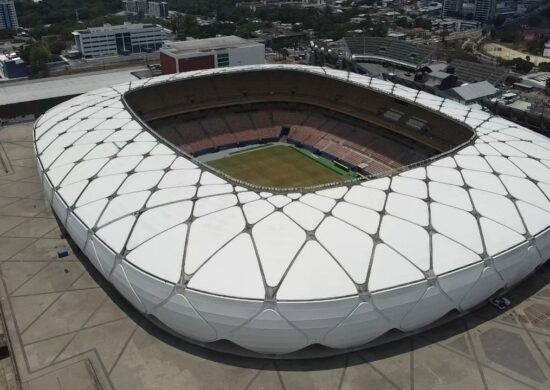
[73,23,163,34]
[521,72,550,89]
[428,70,454,80]
[0,68,140,106]
[161,36,261,55]
[448,80,500,102]
[0,53,24,64]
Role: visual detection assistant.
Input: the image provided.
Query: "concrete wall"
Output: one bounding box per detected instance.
[178,55,215,72]
[160,52,177,75]
[228,45,265,67]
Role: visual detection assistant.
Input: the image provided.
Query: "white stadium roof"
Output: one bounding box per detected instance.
[34,64,550,355]
[0,68,140,106]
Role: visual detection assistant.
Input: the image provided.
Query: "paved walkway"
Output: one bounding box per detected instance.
[2,122,550,389]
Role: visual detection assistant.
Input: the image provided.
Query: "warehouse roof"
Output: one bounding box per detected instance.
[448,81,499,103]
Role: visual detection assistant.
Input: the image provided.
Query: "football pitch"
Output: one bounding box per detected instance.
[207,145,357,188]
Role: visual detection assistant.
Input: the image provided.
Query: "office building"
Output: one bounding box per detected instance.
[474,0,497,21]
[123,0,148,15]
[123,0,169,19]
[442,0,463,18]
[0,0,18,30]
[159,35,265,75]
[147,1,168,18]
[0,54,28,79]
[72,23,169,58]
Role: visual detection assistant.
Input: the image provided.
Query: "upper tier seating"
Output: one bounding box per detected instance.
[126,69,472,153]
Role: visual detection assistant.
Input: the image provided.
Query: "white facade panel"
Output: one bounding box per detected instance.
[228,45,265,67]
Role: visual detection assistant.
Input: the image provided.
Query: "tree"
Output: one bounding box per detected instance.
[47,40,66,55]
[500,27,521,44]
[21,43,50,78]
[500,57,534,74]
[395,17,412,29]
[414,17,431,30]
[171,14,199,40]
[539,62,550,72]
[494,14,506,27]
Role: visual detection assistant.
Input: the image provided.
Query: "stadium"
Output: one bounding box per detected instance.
[33,64,550,356]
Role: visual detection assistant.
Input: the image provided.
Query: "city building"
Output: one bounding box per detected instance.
[544,41,550,58]
[445,80,500,104]
[474,0,497,21]
[432,18,481,32]
[147,1,168,19]
[122,0,169,19]
[72,23,170,58]
[495,1,517,17]
[159,36,265,75]
[417,2,442,14]
[520,72,550,90]
[123,0,148,15]
[442,0,463,18]
[240,0,326,9]
[0,0,18,30]
[0,53,28,79]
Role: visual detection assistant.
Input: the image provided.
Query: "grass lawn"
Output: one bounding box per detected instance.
[207,145,348,188]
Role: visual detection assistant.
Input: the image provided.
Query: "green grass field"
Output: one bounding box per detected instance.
[207,145,354,188]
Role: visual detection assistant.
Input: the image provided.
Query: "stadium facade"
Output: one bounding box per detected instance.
[34,65,550,355]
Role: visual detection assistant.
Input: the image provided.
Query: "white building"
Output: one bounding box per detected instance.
[72,23,169,58]
[0,0,18,30]
[159,36,264,75]
[544,41,550,58]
